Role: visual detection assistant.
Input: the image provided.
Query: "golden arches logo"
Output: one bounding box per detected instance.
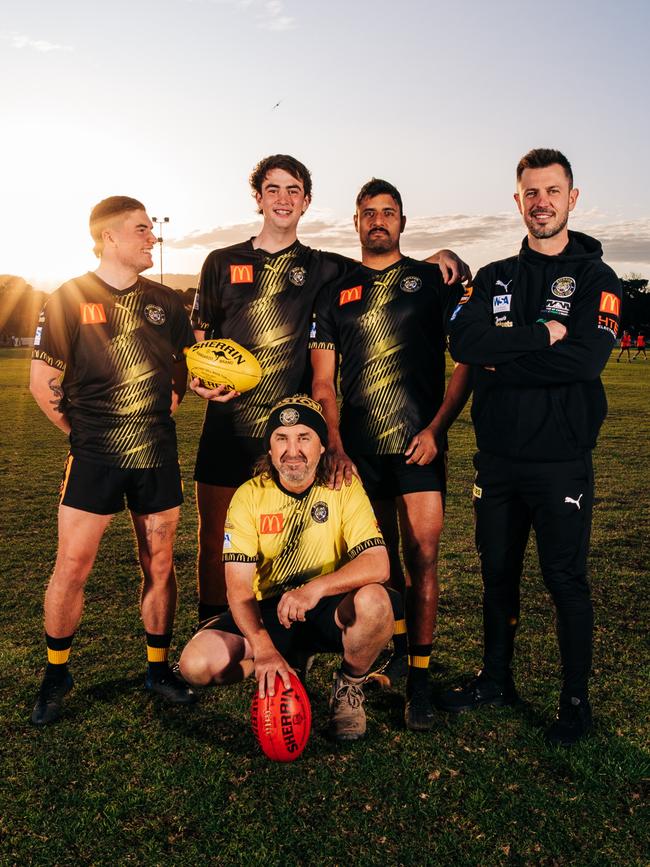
[80,303,107,324]
[260,513,283,534]
[599,292,620,317]
[339,285,362,306]
[230,264,254,284]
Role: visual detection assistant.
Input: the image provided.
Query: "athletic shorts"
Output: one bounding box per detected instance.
[194,432,264,488]
[352,452,447,500]
[198,592,357,656]
[59,454,183,515]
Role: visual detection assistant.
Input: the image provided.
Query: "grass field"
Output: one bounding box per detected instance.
[1,347,648,866]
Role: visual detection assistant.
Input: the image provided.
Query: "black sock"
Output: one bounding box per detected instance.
[146,632,172,681]
[45,633,74,682]
[198,602,227,623]
[341,659,369,680]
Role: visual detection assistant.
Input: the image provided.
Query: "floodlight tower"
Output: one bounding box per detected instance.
[152,216,169,285]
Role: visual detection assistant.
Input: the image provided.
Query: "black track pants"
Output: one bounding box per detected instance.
[473,451,594,702]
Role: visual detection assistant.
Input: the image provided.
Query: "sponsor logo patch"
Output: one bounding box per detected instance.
[80,303,107,324]
[260,513,284,534]
[311,501,329,523]
[230,264,254,284]
[223,532,232,550]
[34,326,42,346]
[597,314,618,338]
[279,408,300,426]
[339,286,362,306]
[472,483,482,499]
[144,304,166,325]
[551,276,576,298]
[543,299,572,317]
[493,294,512,312]
[599,291,620,317]
[450,303,462,321]
[494,315,513,327]
[289,266,307,286]
[400,275,422,293]
[309,320,316,339]
[495,279,512,291]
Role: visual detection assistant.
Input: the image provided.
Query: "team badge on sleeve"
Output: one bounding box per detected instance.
[597,291,620,338]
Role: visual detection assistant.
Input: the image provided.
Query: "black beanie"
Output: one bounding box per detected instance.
[263,395,329,450]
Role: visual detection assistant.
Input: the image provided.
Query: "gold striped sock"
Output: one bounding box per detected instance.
[147,645,169,664]
[47,647,71,665]
[408,654,431,669]
[394,619,407,635]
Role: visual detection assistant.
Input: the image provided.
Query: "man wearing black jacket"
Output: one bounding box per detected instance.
[440,149,621,746]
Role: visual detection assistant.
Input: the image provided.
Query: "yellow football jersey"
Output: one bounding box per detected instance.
[223,474,384,600]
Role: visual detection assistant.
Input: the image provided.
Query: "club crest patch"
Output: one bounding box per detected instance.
[400,275,422,293]
[551,277,576,298]
[311,501,329,523]
[279,408,300,426]
[144,304,166,325]
[289,266,307,286]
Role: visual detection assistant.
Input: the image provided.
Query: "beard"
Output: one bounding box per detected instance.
[277,460,311,485]
[363,229,396,253]
[526,208,569,240]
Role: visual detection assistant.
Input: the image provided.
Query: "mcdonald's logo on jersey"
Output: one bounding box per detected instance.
[339,286,363,306]
[230,264,254,284]
[260,513,284,534]
[80,303,107,324]
[599,292,620,317]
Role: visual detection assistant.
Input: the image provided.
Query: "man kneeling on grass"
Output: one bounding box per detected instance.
[179,396,393,741]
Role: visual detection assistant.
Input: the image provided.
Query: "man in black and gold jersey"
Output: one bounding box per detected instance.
[29,196,197,725]
[311,179,472,732]
[190,154,471,628]
[179,396,394,742]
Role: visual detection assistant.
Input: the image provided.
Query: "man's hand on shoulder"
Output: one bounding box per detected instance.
[189,378,240,402]
[425,249,473,285]
[327,447,358,490]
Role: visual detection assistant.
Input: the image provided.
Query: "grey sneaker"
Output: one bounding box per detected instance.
[328,669,367,742]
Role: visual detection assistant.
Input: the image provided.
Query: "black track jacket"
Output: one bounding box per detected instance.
[448,232,621,462]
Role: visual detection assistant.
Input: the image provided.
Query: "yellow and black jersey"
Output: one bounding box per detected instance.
[33,272,194,469]
[310,257,462,454]
[193,239,352,439]
[223,473,384,601]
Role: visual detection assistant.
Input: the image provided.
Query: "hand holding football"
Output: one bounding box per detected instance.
[251,672,312,762]
[184,339,262,393]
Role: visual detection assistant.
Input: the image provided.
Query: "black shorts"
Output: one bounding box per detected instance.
[352,452,447,500]
[59,455,183,515]
[198,592,356,656]
[194,432,264,488]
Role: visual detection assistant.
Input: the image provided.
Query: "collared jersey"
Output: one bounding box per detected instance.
[309,257,461,454]
[193,239,352,439]
[33,272,194,468]
[223,473,384,601]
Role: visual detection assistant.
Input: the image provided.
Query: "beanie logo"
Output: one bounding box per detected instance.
[279,408,300,426]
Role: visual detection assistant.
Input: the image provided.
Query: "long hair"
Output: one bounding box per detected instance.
[253,451,333,487]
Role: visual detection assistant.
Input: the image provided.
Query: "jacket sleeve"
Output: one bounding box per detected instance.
[448,267,550,365]
[493,270,620,386]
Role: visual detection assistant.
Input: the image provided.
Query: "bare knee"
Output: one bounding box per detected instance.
[353,584,394,627]
[179,645,215,686]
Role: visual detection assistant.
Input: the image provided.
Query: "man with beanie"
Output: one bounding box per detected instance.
[29,196,197,725]
[179,395,393,742]
[440,149,621,746]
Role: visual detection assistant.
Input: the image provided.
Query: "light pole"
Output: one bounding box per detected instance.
[152,216,169,285]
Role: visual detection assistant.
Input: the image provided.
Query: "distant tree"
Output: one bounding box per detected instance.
[0,276,47,338]
[620,273,650,336]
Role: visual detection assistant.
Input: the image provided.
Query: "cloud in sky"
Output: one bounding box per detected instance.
[191,0,295,30]
[167,212,650,279]
[4,32,72,52]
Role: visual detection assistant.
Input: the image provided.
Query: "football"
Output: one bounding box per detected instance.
[251,673,312,762]
[184,339,262,393]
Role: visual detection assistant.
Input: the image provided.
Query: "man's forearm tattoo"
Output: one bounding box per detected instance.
[48,376,65,413]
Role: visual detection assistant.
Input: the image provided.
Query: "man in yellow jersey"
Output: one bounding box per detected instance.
[29,196,197,725]
[179,396,393,742]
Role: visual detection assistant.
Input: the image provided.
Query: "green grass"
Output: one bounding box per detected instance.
[1,348,648,866]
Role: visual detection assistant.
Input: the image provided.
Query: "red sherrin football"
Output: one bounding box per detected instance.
[251,673,312,762]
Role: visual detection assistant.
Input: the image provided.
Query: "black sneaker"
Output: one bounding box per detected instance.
[545,697,593,747]
[437,671,518,713]
[366,652,408,692]
[31,672,74,726]
[145,668,198,705]
[405,680,435,731]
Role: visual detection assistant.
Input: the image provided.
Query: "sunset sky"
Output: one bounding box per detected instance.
[2,0,649,289]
